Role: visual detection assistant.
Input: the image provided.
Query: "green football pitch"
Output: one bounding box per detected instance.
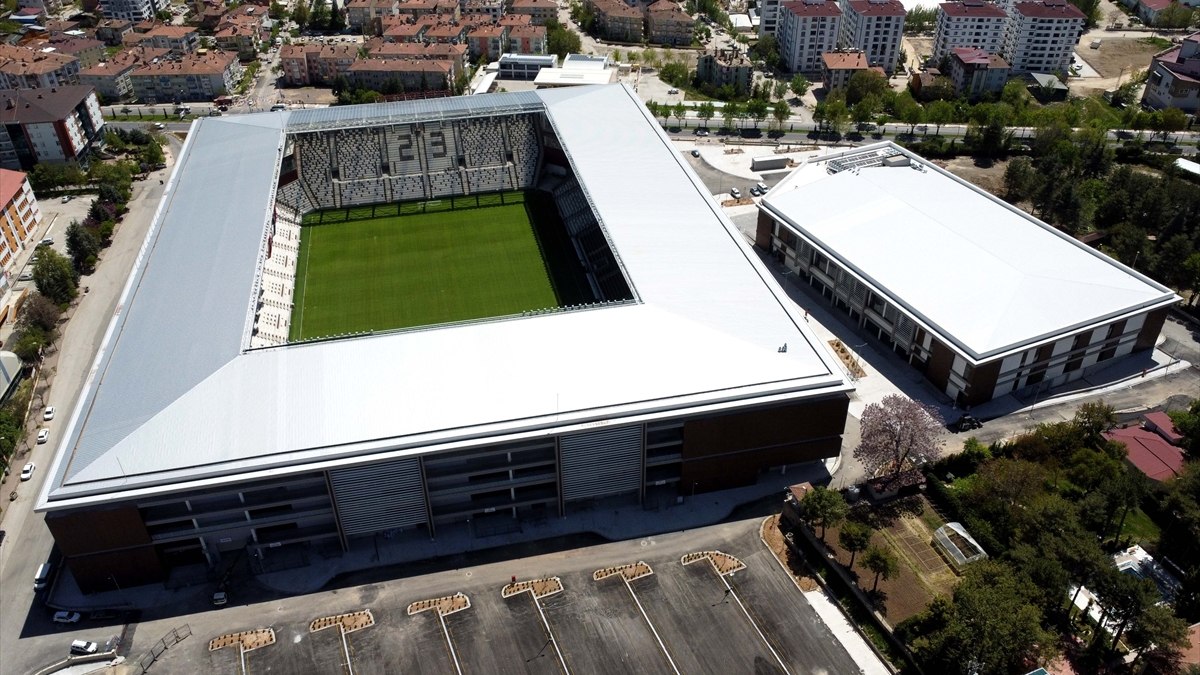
[289,195,559,340]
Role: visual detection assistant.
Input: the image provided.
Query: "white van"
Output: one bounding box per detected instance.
[34,562,52,590]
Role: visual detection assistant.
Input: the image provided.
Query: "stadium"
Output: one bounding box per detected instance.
[36,85,854,593]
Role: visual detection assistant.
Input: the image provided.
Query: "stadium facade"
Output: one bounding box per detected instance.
[37,85,854,593]
[756,143,1178,407]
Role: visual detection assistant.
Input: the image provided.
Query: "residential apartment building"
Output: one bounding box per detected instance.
[777,0,842,74]
[1142,30,1200,113]
[508,25,548,54]
[365,39,469,72]
[588,0,645,43]
[933,0,1008,62]
[129,50,242,103]
[129,26,201,55]
[946,46,1010,97]
[348,58,452,92]
[0,44,80,89]
[1000,0,1085,73]
[465,0,505,21]
[100,0,158,22]
[759,0,783,37]
[45,37,107,69]
[345,0,399,32]
[839,0,906,73]
[467,24,508,61]
[280,44,322,86]
[96,19,136,46]
[695,48,754,94]
[79,46,169,101]
[511,0,557,25]
[821,49,869,88]
[0,86,105,170]
[646,0,695,46]
[0,168,41,274]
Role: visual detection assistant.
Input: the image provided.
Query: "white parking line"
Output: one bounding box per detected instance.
[623,577,681,675]
[532,595,570,675]
[438,612,464,675]
[721,574,791,675]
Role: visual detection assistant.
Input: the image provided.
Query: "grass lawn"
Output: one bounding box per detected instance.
[1118,506,1162,548]
[290,196,558,340]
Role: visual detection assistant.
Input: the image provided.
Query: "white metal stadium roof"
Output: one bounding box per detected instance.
[761,143,1178,363]
[38,85,851,510]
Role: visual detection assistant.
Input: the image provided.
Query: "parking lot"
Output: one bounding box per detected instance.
[188,524,868,675]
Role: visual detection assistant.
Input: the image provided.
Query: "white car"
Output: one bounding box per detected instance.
[53,611,81,624]
[37,428,49,444]
[43,406,55,421]
[729,188,742,199]
[20,462,34,481]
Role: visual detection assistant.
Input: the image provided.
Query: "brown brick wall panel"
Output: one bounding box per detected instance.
[46,506,152,557]
[681,396,848,461]
[1134,307,1169,352]
[964,358,1001,407]
[68,547,165,594]
[755,210,775,250]
[924,337,954,393]
[681,437,842,492]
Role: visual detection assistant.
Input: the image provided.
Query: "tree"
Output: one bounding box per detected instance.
[771,99,791,130]
[854,394,944,483]
[844,70,889,105]
[894,93,924,134]
[900,560,1056,674]
[269,0,288,19]
[925,100,954,136]
[15,293,61,337]
[1073,401,1116,446]
[721,101,740,131]
[672,102,687,128]
[851,94,879,131]
[746,98,768,128]
[790,74,810,99]
[1156,1,1195,29]
[696,101,716,128]
[545,19,582,59]
[327,2,345,32]
[1159,106,1188,142]
[861,546,898,592]
[905,5,937,32]
[1127,603,1190,670]
[309,0,329,30]
[772,79,788,100]
[65,220,101,273]
[823,96,849,136]
[800,486,848,541]
[1003,156,1038,202]
[749,34,780,70]
[290,0,309,28]
[32,248,79,305]
[838,521,873,568]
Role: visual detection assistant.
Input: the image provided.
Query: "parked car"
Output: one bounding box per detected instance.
[152,123,166,130]
[755,182,769,193]
[60,195,72,203]
[53,611,81,624]
[668,88,679,94]
[43,406,55,421]
[690,149,700,157]
[729,187,741,199]
[69,640,99,656]
[20,462,34,481]
[950,413,983,432]
[18,272,33,282]
[212,591,228,606]
[37,428,49,444]
[208,110,222,116]
[749,187,762,197]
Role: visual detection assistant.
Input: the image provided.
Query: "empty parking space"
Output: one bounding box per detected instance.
[539,569,674,675]
[444,586,560,675]
[734,542,860,673]
[636,559,785,674]
[367,604,453,675]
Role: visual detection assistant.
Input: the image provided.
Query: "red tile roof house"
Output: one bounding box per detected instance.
[1104,414,1186,482]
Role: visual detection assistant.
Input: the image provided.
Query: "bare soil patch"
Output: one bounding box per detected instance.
[311,609,376,634]
[407,593,471,616]
[681,550,747,576]
[502,577,564,599]
[593,562,653,582]
[208,628,276,652]
[1078,37,1164,78]
[937,157,1009,198]
[760,515,820,591]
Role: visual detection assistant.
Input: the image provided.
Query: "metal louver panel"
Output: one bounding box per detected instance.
[560,425,643,501]
[330,458,427,536]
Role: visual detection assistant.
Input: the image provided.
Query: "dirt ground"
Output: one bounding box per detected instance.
[760,516,820,592]
[935,157,1009,198]
[1078,37,1165,78]
[823,497,960,625]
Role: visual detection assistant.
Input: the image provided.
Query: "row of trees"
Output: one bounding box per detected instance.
[290,0,345,34]
[645,97,794,131]
[798,486,901,592]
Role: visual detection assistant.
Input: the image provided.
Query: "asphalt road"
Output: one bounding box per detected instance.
[0,137,182,672]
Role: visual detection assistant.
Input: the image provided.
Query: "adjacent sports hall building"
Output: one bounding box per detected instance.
[756,143,1178,407]
[37,85,854,592]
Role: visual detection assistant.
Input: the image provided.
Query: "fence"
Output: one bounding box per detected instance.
[133,624,192,673]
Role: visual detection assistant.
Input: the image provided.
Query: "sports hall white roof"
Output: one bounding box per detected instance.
[761,143,1177,363]
[38,85,851,509]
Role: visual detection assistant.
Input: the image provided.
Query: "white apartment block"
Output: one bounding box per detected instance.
[759,0,782,36]
[100,0,158,22]
[1000,0,1085,73]
[933,0,1008,62]
[839,0,906,73]
[778,0,843,73]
